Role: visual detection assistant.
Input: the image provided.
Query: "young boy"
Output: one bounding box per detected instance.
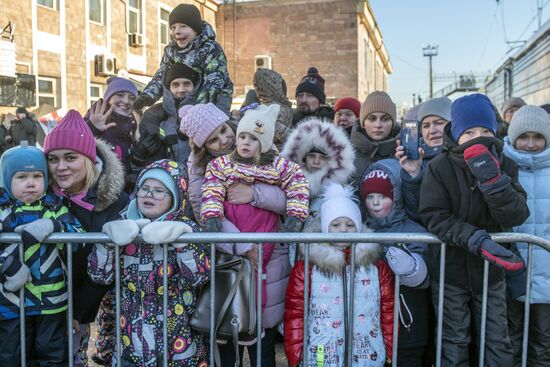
[134,4,233,113]
[419,94,529,366]
[88,159,211,366]
[0,143,82,365]
[359,159,431,366]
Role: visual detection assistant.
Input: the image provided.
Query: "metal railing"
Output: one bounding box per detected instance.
[1,231,549,367]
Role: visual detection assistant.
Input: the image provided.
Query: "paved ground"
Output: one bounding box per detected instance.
[88,325,289,367]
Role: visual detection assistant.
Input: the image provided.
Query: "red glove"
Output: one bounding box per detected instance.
[463,144,501,183]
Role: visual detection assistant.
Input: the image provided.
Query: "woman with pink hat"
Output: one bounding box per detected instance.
[44,109,129,366]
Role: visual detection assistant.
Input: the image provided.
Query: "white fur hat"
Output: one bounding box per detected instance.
[236,104,280,153]
[320,183,362,233]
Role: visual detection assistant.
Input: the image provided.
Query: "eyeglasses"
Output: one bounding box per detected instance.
[136,186,172,201]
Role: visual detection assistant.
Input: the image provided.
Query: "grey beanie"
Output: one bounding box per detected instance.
[418,97,452,123]
[508,105,550,147]
[501,97,526,116]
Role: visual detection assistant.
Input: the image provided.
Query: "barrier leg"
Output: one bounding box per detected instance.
[435,243,446,367]
[521,244,533,367]
[478,260,489,367]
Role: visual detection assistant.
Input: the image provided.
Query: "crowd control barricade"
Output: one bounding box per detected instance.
[1,231,549,367]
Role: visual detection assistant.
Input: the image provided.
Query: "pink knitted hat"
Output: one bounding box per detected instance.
[44,109,97,162]
[179,103,229,148]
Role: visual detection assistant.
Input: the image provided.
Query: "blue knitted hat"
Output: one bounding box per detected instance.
[450,94,497,142]
[0,144,48,200]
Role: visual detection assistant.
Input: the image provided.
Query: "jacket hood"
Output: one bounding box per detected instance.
[360,158,408,229]
[92,139,126,211]
[125,159,190,221]
[172,21,217,51]
[281,117,355,197]
[350,121,400,156]
[503,136,550,171]
[299,224,379,275]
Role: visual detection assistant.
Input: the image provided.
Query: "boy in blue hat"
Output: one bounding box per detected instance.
[0,143,82,365]
[419,94,529,366]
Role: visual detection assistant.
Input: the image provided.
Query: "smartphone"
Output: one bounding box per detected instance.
[399,119,420,160]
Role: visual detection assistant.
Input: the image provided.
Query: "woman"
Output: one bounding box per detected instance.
[350,91,400,183]
[179,103,290,367]
[85,76,139,189]
[44,109,129,366]
[395,97,451,222]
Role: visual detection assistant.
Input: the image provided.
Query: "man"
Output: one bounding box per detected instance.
[333,97,361,136]
[10,107,37,146]
[131,62,200,170]
[499,97,526,138]
[292,67,334,126]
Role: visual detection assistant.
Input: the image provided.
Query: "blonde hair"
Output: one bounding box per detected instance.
[82,157,100,193]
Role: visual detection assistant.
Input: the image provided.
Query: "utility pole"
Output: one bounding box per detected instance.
[423,45,438,99]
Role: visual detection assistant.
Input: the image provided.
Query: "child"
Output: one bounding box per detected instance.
[503,105,550,366]
[419,94,529,366]
[88,159,210,366]
[359,159,431,366]
[200,104,309,367]
[284,183,394,367]
[134,4,233,113]
[0,143,82,365]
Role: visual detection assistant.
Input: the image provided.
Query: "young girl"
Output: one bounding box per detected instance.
[0,144,82,365]
[359,159,431,366]
[200,103,309,366]
[88,159,211,366]
[284,183,394,367]
[134,3,233,112]
[503,105,550,366]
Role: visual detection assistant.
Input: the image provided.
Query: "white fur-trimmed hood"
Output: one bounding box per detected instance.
[299,225,380,275]
[282,117,355,196]
[93,139,125,211]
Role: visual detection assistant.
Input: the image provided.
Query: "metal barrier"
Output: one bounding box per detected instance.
[1,231,550,367]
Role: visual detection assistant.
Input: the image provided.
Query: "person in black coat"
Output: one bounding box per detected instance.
[419,94,529,367]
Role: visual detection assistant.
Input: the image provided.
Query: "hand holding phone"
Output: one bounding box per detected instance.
[399,119,420,160]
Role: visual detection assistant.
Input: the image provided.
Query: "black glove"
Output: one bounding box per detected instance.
[280,217,303,233]
[468,230,524,272]
[133,94,154,111]
[204,218,223,233]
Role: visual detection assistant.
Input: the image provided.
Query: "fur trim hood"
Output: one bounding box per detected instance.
[299,224,379,275]
[281,117,355,196]
[93,139,125,211]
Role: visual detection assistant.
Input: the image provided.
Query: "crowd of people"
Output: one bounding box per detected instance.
[1,3,550,367]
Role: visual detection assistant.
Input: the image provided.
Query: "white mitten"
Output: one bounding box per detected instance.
[387,246,427,287]
[102,219,150,246]
[1,256,32,292]
[141,221,194,246]
[15,219,61,246]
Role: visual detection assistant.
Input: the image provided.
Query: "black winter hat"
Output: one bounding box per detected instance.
[15,107,27,115]
[164,63,200,88]
[295,67,326,104]
[169,4,202,34]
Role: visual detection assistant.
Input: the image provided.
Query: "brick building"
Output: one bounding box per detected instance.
[1,0,218,115]
[216,0,392,104]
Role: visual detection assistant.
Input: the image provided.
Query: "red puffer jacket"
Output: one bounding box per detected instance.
[284,243,394,367]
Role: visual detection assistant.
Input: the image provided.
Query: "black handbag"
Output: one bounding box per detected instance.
[190,253,258,366]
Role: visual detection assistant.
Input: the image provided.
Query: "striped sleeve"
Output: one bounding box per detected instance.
[200,157,228,220]
[277,157,310,221]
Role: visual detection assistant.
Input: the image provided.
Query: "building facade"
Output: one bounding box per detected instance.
[1,0,218,115]
[484,18,550,109]
[216,0,392,104]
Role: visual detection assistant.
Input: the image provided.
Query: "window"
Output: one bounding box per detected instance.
[37,0,56,10]
[127,0,143,35]
[90,84,103,107]
[37,77,57,107]
[89,0,104,24]
[159,8,170,47]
